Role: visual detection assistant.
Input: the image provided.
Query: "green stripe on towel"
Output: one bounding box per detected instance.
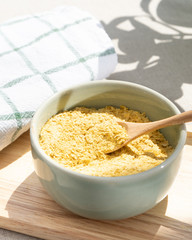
[35,15,95,80]
[0,17,91,58]
[0,111,34,121]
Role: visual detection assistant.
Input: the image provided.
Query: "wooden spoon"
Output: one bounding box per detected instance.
[108,110,192,153]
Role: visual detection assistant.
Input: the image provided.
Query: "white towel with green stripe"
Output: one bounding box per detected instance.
[0,6,117,151]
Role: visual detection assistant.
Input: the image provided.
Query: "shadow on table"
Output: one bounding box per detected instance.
[0,130,30,170]
[5,171,192,239]
[103,0,192,112]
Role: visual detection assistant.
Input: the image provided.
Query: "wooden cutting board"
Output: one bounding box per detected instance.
[0,126,192,240]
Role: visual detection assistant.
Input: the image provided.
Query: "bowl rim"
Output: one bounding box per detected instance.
[30,80,187,182]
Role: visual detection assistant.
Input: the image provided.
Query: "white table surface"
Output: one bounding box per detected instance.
[0,0,191,239]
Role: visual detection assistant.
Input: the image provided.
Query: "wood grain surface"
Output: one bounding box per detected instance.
[0,126,192,240]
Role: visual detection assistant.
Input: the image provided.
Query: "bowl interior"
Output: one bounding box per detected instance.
[33,81,183,148]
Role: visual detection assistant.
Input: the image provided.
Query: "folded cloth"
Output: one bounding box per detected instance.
[0,6,117,151]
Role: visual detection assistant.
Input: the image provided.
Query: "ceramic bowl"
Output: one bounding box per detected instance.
[30,80,186,220]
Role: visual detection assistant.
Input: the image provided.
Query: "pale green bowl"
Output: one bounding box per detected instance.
[30,80,186,220]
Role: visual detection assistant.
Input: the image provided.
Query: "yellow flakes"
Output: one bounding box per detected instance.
[39,106,174,177]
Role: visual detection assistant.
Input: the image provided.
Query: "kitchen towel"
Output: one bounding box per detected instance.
[0,6,117,151]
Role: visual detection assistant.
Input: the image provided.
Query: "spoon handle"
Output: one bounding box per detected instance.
[148,110,192,131]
